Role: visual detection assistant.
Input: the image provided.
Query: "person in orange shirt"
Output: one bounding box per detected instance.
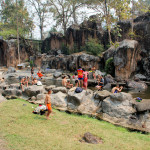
[77,66,84,88]
[45,89,52,120]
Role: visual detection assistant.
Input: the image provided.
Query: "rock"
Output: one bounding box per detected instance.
[67,89,98,114]
[6,74,19,84]
[53,72,62,78]
[104,74,115,84]
[134,74,147,81]
[9,83,20,89]
[114,39,141,80]
[135,100,150,112]
[82,132,103,144]
[11,95,18,99]
[127,80,147,90]
[45,85,56,91]
[24,85,45,97]
[2,89,22,97]
[37,94,46,100]
[51,92,67,110]
[52,87,67,94]
[0,94,6,103]
[94,90,111,101]
[102,92,136,119]
[103,83,112,90]
[7,67,16,74]
[31,96,36,101]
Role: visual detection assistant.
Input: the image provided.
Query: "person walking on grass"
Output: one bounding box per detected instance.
[77,66,84,88]
[45,89,52,120]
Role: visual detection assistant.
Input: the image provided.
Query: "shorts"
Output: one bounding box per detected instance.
[78,78,83,80]
[75,80,78,83]
[46,104,52,110]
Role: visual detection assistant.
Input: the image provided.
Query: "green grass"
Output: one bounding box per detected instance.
[0,99,150,150]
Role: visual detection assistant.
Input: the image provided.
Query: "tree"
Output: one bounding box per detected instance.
[28,0,49,40]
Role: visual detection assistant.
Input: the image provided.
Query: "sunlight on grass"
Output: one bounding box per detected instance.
[0,99,150,150]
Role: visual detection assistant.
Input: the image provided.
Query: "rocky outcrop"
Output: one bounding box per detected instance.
[103,39,141,80]
[33,52,100,71]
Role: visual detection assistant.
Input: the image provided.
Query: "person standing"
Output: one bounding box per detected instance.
[31,67,34,81]
[45,89,52,120]
[77,66,84,88]
[83,68,89,90]
[91,66,96,80]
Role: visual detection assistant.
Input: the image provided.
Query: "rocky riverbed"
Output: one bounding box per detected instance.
[0,68,150,133]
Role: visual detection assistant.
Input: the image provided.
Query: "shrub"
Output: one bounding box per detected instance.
[81,39,104,56]
[105,57,115,76]
[61,44,70,55]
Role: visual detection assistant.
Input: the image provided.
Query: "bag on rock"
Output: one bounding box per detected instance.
[37,81,42,86]
[75,87,83,93]
[33,105,47,115]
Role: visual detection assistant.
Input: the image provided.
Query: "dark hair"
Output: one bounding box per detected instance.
[82,68,85,71]
[62,76,66,79]
[79,66,81,68]
[75,72,77,75]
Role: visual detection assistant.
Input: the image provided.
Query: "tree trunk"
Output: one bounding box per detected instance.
[73,4,78,24]
[16,0,20,64]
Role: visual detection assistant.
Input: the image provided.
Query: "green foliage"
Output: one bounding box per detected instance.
[61,43,70,55]
[105,57,115,76]
[81,39,104,56]
[0,0,34,39]
[30,60,34,67]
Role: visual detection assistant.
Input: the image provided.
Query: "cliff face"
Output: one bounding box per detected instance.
[0,39,35,67]
[41,15,104,54]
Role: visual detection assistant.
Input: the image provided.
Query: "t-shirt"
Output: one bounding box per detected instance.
[77,69,83,78]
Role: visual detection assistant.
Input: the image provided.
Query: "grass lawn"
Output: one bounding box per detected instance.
[0,99,150,150]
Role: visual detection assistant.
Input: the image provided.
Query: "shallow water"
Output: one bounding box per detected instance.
[89,86,150,99]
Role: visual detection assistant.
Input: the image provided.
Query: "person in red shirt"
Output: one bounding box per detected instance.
[77,66,83,88]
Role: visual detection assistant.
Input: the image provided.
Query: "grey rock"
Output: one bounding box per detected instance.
[7,67,16,74]
[135,100,150,112]
[134,74,147,81]
[2,89,22,97]
[53,72,62,78]
[52,87,67,94]
[45,85,56,91]
[94,90,111,101]
[0,94,6,103]
[127,80,147,90]
[51,92,67,110]
[37,94,46,100]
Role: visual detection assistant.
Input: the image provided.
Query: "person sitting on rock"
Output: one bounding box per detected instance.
[91,66,96,80]
[111,85,123,93]
[62,76,67,87]
[37,68,43,80]
[96,75,104,91]
[20,77,28,91]
[73,72,78,87]
[32,78,38,85]
[66,80,73,89]
[77,66,84,88]
[0,77,5,83]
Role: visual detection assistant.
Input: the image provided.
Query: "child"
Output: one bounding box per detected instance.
[74,72,78,87]
[77,66,83,88]
[96,75,104,91]
[45,89,52,120]
[32,78,38,85]
[83,68,89,90]
[111,85,123,93]
[37,68,43,80]
[62,76,67,87]
[66,80,73,89]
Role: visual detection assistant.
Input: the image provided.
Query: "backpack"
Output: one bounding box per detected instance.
[75,87,83,93]
[37,81,42,86]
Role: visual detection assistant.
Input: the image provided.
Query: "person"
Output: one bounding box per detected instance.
[62,76,67,87]
[32,78,38,85]
[20,77,28,91]
[96,75,104,91]
[91,66,96,80]
[74,72,78,87]
[77,66,84,88]
[37,68,43,80]
[0,77,4,83]
[66,80,73,89]
[31,67,34,80]
[83,68,89,90]
[111,85,123,93]
[45,89,52,120]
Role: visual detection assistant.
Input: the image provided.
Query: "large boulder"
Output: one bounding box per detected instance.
[51,91,67,110]
[53,72,62,78]
[102,92,136,119]
[127,80,147,90]
[24,85,45,97]
[52,87,67,94]
[67,89,98,115]
[45,85,56,91]
[2,89,22,97]
[7,67,16,74]
[94,90,111,101]
[134,100,150,112]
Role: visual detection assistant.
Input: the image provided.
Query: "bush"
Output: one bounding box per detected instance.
[105,57,115,76]
[61,44,70,55]
[81,39,104,56]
